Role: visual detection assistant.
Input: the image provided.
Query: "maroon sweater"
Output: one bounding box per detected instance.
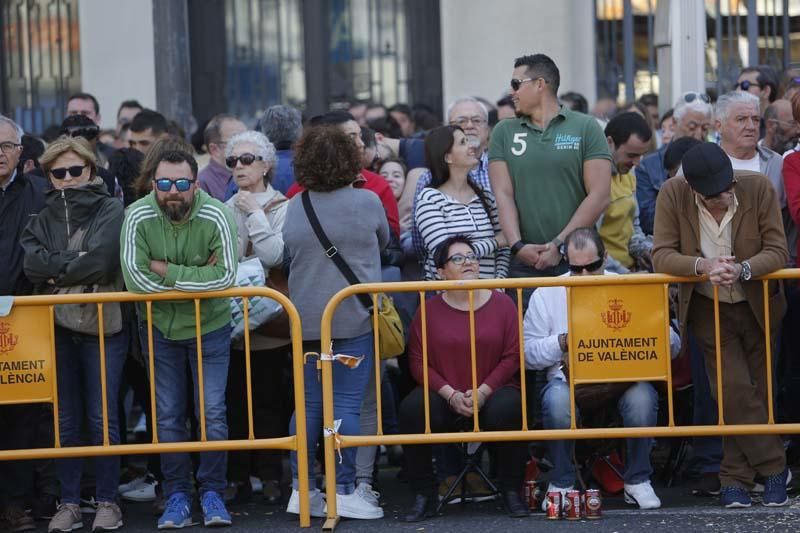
[408,291,520,393]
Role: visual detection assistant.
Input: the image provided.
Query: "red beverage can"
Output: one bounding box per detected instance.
[565,490,581,520]
[546,491,561,519]
[524,480,538,510]
[585,489,602,519]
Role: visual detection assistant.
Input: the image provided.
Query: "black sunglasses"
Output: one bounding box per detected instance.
[61,126,100,141]
[736,80,763,91]
[683,92,710,104]
[568,257,604,274]
[50,165,88,179]
[225,153,263,168]
[153,177,195,192]
[510,77,536,91]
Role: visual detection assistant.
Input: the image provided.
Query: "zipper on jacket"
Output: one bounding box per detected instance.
[61,190,71,237]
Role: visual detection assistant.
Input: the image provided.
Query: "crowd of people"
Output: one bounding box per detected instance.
[1,51,800,531]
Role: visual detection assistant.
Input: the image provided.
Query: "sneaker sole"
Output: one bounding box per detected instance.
[724,501,751,508]
[624,493,661,509]
[337,508,384,520]
[121,493,157,503]
[157,518,192,530]
[763,498,789,507]
[92,519,123,531]
[203,517,232,527]
[49,522,84,532]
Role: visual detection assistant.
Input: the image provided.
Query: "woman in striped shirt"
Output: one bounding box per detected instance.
[415,125,509,280]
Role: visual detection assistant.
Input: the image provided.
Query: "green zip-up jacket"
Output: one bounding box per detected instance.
[120,189,237,340]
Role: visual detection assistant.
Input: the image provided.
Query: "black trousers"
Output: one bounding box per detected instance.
[0,405,37,506]
[226,345,291,483]
[399,386,527,493]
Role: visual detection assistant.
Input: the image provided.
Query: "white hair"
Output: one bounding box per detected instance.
[445,97,489,123]
[715,91,760,122]
[225,130,276,165]
[673,92,713,123]
[0,115,24,142]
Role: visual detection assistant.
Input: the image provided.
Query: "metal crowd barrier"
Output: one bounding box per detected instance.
[317,271,800,530]
[0,287,312,528]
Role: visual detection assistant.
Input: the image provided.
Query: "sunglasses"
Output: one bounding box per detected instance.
[510,77,536,91]
[683,92,710,104]
[153,177,195,192]
[225,153,263,168]
[446,252,479,266]
[736,80,763,91]
[61,126,100,141]
[568,257,604,274]
[50,165,88,179]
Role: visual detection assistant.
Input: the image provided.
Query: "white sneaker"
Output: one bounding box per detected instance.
[753,469,792,494]
[250,476,263,494]
[541,483,574,512]
[355,482,380,507]
[121,475,158,502]
[624,481,661,509]
[118,475,146,495]
[133,413,147,434]
[286,488,327,518]
[336,490,384,520]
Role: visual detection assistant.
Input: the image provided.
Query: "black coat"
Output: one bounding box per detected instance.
[21,178,124,288]
[0,172,48,295]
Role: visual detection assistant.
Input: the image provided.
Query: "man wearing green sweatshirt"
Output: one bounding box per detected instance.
[120,148,237,529]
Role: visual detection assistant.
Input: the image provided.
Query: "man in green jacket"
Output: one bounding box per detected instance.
[120,148,237,529]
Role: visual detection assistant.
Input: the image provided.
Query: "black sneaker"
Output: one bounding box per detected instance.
[691,472,721,497]
[79,495,97,514]
[31,494,59,520]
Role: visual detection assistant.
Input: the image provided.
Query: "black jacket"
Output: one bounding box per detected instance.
[21,177,124,288]
[0,172,48,296]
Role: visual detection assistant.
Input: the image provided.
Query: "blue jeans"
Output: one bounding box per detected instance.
[540,379,657,486]
[142,323,231,498]
[55,327,127,504]
[290,331,374,495]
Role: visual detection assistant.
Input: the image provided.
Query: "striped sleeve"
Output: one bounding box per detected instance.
[120,204,171,294]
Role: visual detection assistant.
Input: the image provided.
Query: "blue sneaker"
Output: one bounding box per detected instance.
[720,486,751,508]
[201,491,232,527]
[157,493,192,529]
[762,468,790,507]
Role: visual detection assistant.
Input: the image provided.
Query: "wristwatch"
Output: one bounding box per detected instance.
[510,240,526,256]
[739,261,752,281]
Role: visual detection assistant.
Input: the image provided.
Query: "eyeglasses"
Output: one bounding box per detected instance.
[61,126,100,141]
[510,77,536,91]
[0,141,21,154]
[736,80,764,91]
[225,153,263,168]
[568,257,604,274]
[50,165,88,180]
[682,92,710,104]
[153,177,195,192]
[451,116,487,127]
[446,252,479,266]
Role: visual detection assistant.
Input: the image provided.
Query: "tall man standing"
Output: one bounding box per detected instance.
[489,53,612,300]
[120,149,238,529]
[653,142,789,509]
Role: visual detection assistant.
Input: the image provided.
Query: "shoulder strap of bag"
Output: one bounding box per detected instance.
[301,191,374,311]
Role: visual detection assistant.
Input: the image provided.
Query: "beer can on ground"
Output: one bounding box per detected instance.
[565,490,581,520]
[545,491,561,519]
[585,489,602,519]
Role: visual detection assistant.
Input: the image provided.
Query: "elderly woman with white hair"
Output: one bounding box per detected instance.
[223,130,290,504]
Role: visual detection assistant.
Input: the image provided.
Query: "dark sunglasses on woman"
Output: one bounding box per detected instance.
[225,153,263,168]
[50,165,88,180]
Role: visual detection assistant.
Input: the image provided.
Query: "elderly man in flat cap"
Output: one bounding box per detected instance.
[652,142,789,509]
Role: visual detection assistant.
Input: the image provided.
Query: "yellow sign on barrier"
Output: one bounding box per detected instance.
[0,307,54,404]
[568,283,669,382]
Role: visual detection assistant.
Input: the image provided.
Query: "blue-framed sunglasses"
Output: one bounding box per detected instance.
[153,177,195,192]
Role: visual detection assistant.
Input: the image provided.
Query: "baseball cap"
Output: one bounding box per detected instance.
[680,142,734,197]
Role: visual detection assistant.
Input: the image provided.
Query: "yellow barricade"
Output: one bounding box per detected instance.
[317,271,800,530]
[0,287,312,528]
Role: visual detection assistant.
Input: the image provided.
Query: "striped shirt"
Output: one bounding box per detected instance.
[414,187,510,280]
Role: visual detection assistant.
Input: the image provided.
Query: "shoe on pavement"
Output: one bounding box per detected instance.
[92,502,123,531]
[157,493,192,530]
[201,491,231,527]
[403,494,437,523]
[261,480,282,505]
[762,468,790,507]
[336,490,384,520]
[502,490,530,518]
[121,474,158,503]
[249,476,263,494]
[48,503,83,532]
[541,483,573,512]
[753,468,792,494]
[720,486,752,508]
[1,504,36,532]
[624,481,661,509]
[355,482,380,507]
[33,494,61,521]
[286,488,326,518]
[690,472,721,497]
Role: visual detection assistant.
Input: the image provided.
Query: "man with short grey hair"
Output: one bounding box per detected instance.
[636,91,714,235]
[197,113,247,201]
[258,105,302,194]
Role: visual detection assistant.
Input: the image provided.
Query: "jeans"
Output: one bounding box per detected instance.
[54,327,127,504]
[143,323,231,498]
[540,379,657,487]
[290,331,374,495]
[688,330,722,475]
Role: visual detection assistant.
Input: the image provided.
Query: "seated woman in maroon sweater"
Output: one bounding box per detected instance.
[399,235,529,522]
